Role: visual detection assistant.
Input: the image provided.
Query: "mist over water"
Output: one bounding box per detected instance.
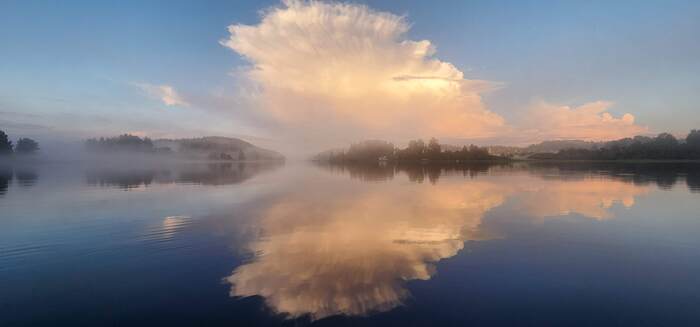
[2,161,700,326]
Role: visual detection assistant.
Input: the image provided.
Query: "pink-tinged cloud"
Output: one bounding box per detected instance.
[220,0,505,146]
[135,83,189,107]
[521,100,648,142]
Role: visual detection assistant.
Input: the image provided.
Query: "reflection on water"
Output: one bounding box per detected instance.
[0,166,11,196]
[512,177,649,220]
[85,162,284,189]
[316,161,496,183]
[2,161,700,325]
[226,178,503,319]
[319,161,700,191]
[14,169,39,187]
[224,162,682,320]
[0,165,38,197]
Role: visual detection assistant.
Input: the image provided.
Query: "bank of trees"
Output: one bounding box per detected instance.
[531,130,700,160]
[85,134,155,153]
[0,130,40,156]
[322,138,501,163]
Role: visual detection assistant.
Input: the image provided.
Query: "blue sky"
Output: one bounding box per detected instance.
[1,0,699,148]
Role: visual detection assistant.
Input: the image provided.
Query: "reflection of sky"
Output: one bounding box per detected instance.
[225,165,656,319]
[2,163,700,325]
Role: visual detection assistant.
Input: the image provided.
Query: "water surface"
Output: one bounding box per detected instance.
[2,161,700,326]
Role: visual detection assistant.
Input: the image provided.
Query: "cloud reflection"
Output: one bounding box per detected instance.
[513,178,649,220]
[226,181,504,319]
[226,164,653,319]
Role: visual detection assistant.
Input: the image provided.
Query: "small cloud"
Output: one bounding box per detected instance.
[134,83,189,107]
[520,100,648,142]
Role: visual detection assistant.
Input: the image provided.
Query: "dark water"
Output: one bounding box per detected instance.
[2,161,700,326]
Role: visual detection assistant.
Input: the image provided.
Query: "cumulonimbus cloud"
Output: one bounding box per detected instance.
[220,0,505,144]
[218,1,648,147]
[135,83,189,107]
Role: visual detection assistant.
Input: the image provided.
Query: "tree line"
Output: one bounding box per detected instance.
[85,134,166,153]
[319,138,502,163]
[531,130,700,160]
[84,134,251,160]
[0,130,40,156]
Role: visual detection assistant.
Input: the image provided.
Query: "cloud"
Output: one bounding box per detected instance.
[135,83,189,107]
[520,100,648,142]
[220,0,505,146]
[216,1,649,148]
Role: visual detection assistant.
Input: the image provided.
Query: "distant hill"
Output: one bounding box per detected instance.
[154,137,284,161]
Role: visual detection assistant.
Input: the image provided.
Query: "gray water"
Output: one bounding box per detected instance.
[1,161,700,326]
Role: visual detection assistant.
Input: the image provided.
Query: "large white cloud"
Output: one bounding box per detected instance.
[220,0,505,145]
[217,1,650,148]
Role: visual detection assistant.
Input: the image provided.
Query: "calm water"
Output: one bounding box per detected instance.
[2,161,700,326]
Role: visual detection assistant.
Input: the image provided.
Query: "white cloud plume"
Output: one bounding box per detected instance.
[135,83,189,107]
[220,0,505,145]
[216,1,649,148]
[520,100,647,142]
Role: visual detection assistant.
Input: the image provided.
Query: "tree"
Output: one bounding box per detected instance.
[427,138,441,157]
[15,138,39,155]
[85,134,154,152]
[0,130,12,155]
[687,130,700,148]
[406,139,426,158]
[653,133,678,147]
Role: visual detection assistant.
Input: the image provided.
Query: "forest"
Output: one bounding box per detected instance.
[318,138,503,163]
[531,131,700,160]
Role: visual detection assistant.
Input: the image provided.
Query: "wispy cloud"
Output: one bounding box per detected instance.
[134,83,189,107]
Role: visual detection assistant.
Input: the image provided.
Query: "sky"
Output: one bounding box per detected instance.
[1,0,699,152]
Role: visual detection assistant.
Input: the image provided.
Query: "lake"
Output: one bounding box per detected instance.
[2,161,700,326]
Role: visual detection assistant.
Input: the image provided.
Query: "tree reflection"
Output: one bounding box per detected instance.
[687,170,700,193]
[86,169,161,189]
[85,162,283,189]
[14,169,38,187]
[315,161,505,184]
[320,161,700,193]
[0,166,11,196]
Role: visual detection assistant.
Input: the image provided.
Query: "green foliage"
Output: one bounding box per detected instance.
[0,130,13,155]
[85,134,154,152]
[15,138,39,154]
[531,131,700,160]
[687,130,700,147]
[324,138,501,163]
